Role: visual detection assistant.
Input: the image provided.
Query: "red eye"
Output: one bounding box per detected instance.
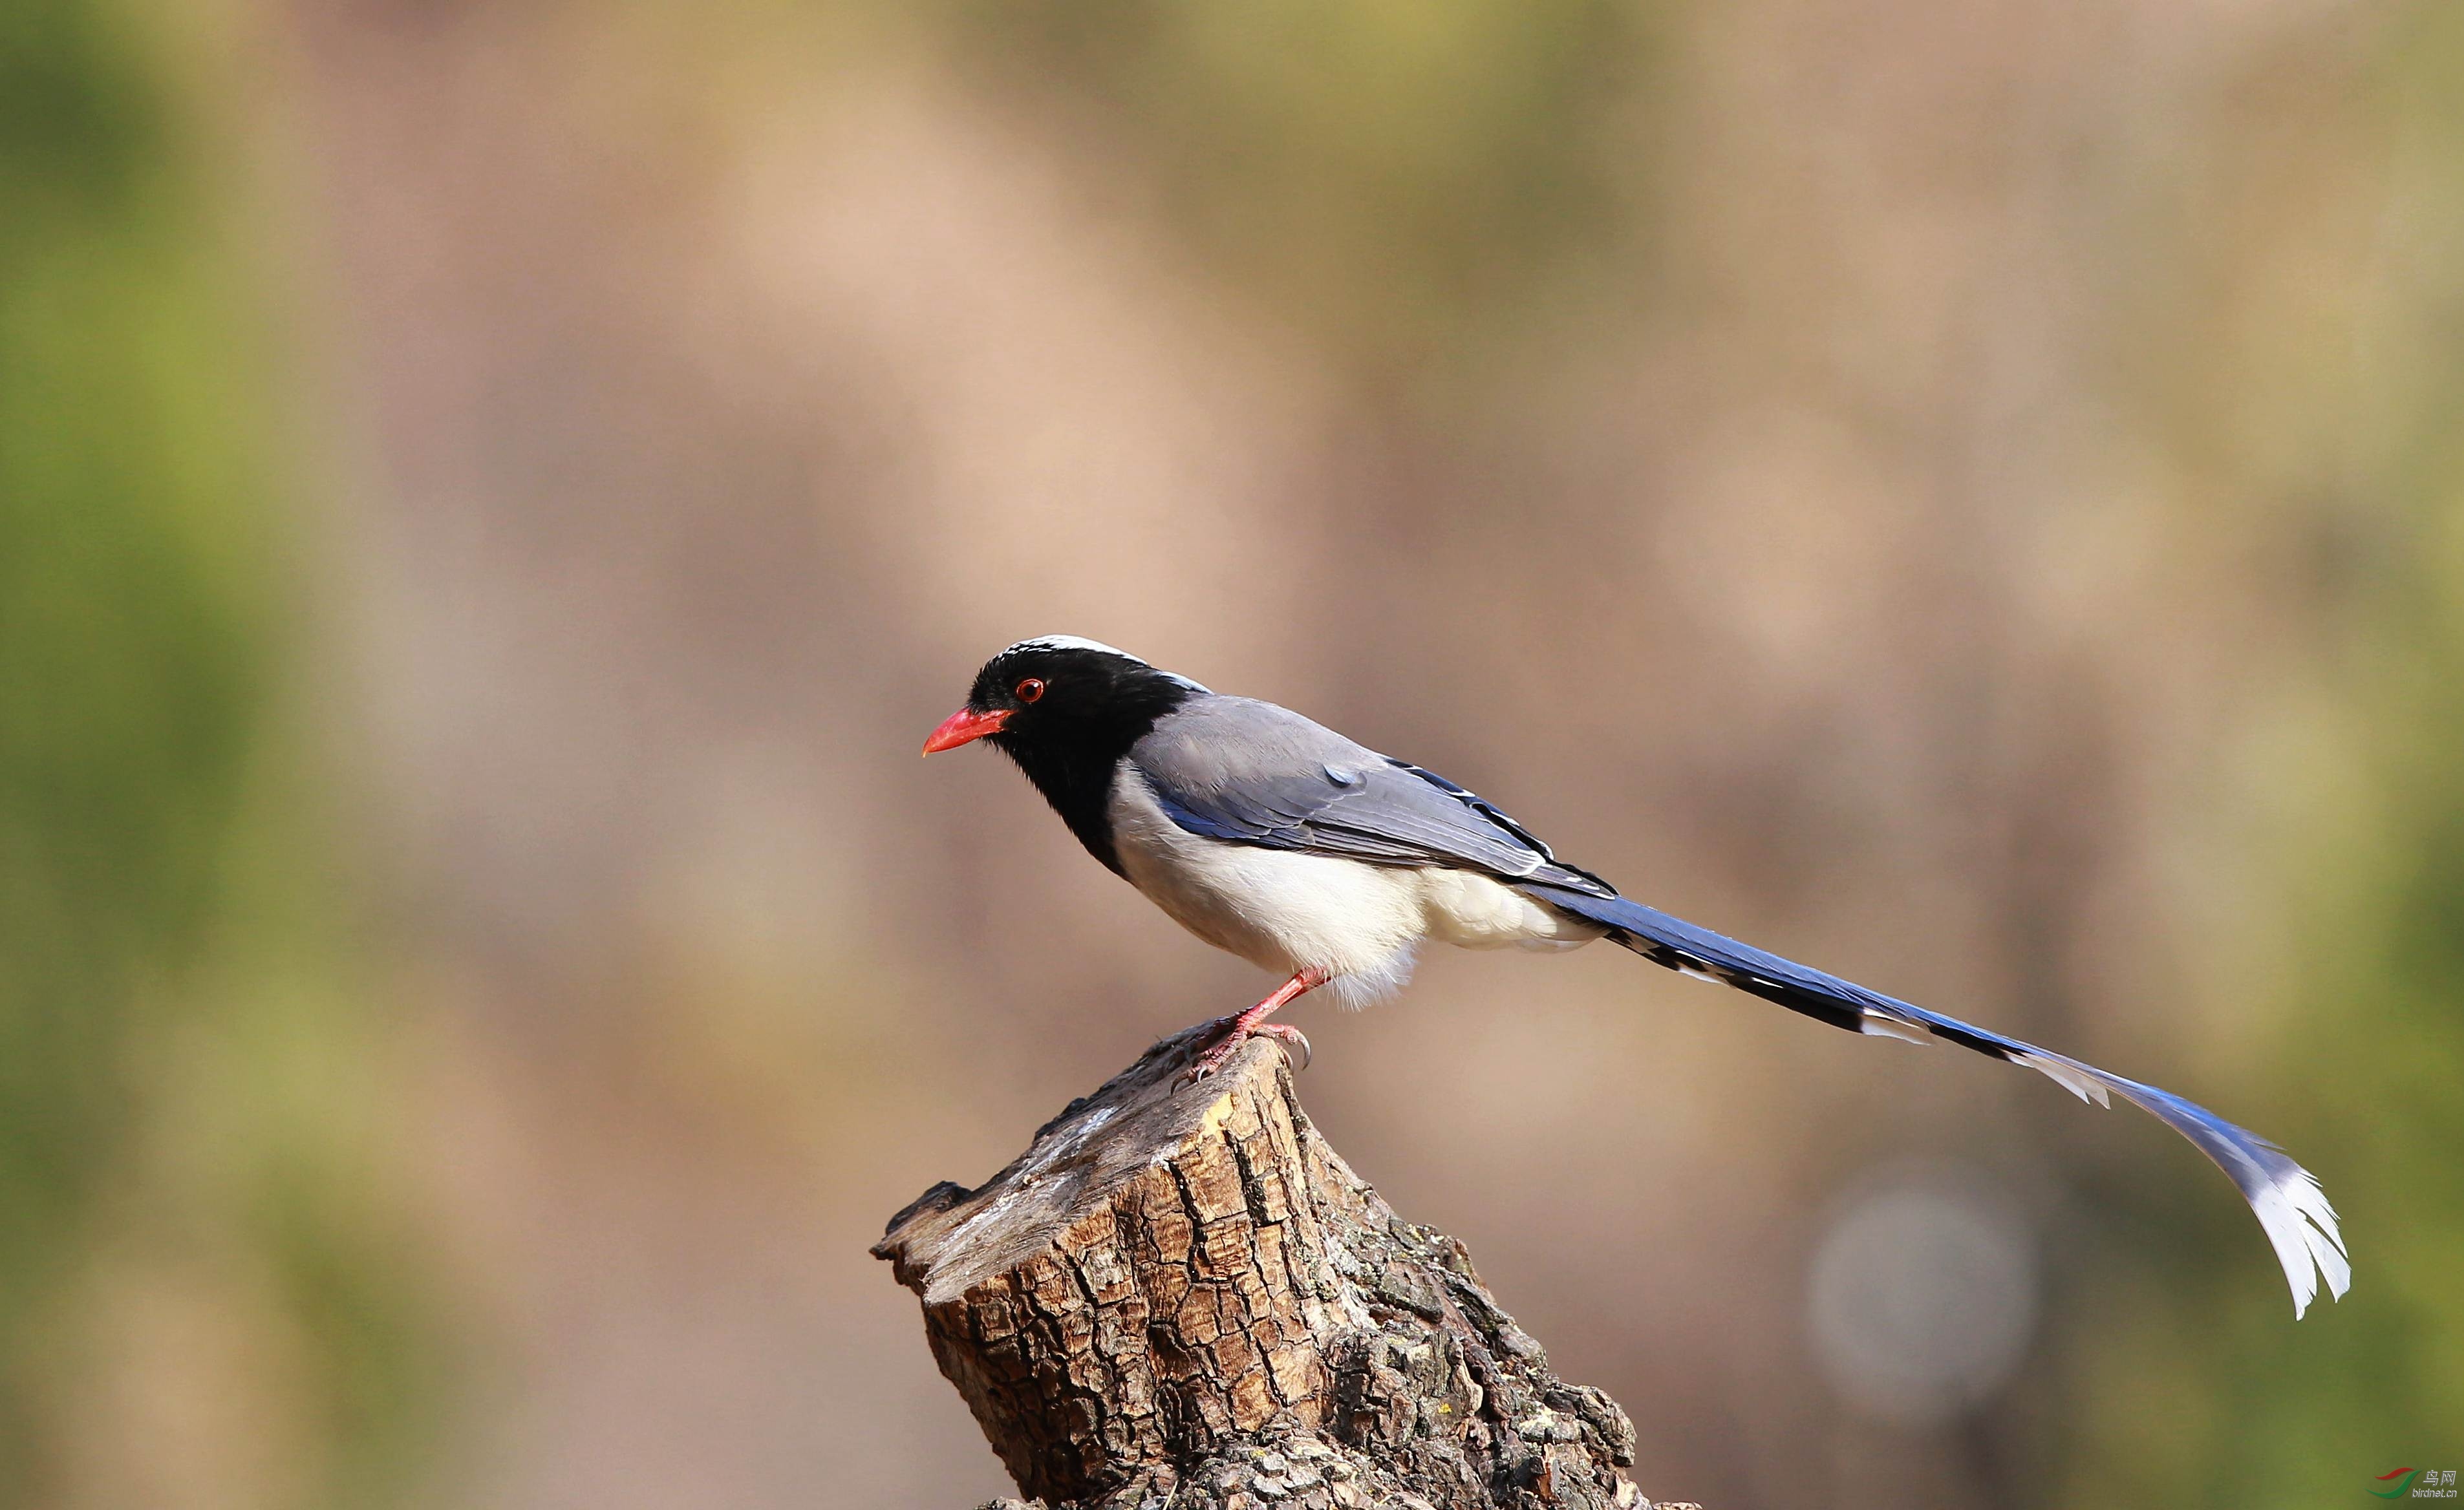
[1014,677,1046,703]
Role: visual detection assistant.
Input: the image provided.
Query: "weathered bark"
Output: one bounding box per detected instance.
[874,1025,1698,1510]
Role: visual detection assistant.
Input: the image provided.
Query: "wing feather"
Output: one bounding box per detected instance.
[1129,698,1610,891]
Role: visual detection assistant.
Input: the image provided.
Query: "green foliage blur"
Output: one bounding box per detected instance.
[2046,12,2464,1505]
[0,2,442,1505]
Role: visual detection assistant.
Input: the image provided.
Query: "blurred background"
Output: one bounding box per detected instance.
[4,1,2459,1506]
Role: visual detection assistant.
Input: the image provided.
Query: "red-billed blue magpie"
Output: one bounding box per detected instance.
[923,636,2350,1317]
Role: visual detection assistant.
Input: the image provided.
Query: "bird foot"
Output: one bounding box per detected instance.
[1176,969,1325,1086]
[1181,1019,1311,1084]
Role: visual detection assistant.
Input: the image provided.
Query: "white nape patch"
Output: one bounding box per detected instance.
[2251,1163,2350,1319]
[1105,766,1601,1008]
[1858,1012,1934,1047]
[1007,634,1144,660]
[1005,635,1210,692]
[2010,1050,2110,1107]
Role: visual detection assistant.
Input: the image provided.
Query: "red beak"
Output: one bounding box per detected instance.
[921,705,1011,755]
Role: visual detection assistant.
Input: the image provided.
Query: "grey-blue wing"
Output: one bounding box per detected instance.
[1126,696,1612,893]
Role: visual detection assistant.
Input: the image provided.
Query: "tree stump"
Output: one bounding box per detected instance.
[873,1025,1698,1510]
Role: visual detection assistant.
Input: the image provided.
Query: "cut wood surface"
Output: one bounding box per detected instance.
[874,1023,1699,1510]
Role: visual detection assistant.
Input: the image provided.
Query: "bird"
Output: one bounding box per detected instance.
[921,635,2351,1318]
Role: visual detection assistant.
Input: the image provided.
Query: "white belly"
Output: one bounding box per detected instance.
[1106,769,1602,1006]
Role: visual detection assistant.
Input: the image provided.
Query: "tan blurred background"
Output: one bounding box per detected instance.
[5,1,2460,1507]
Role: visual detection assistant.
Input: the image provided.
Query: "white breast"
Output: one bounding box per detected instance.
[1106,767,1602,1007]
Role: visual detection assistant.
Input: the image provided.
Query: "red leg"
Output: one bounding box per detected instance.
[1183,969,1325,1083]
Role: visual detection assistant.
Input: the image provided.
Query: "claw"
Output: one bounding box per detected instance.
[1170,970,1327,1090]
[1255,1023,1311,1072]
[1177,1049,1232,1087]
[1175,1023,1312,1087]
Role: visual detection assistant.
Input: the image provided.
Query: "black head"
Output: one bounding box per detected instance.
[921,637,1207,873]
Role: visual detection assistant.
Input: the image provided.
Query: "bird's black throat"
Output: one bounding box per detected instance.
[976,650,1201,877]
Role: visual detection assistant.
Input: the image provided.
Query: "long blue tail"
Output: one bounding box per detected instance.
[1519,880,2350,1317]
